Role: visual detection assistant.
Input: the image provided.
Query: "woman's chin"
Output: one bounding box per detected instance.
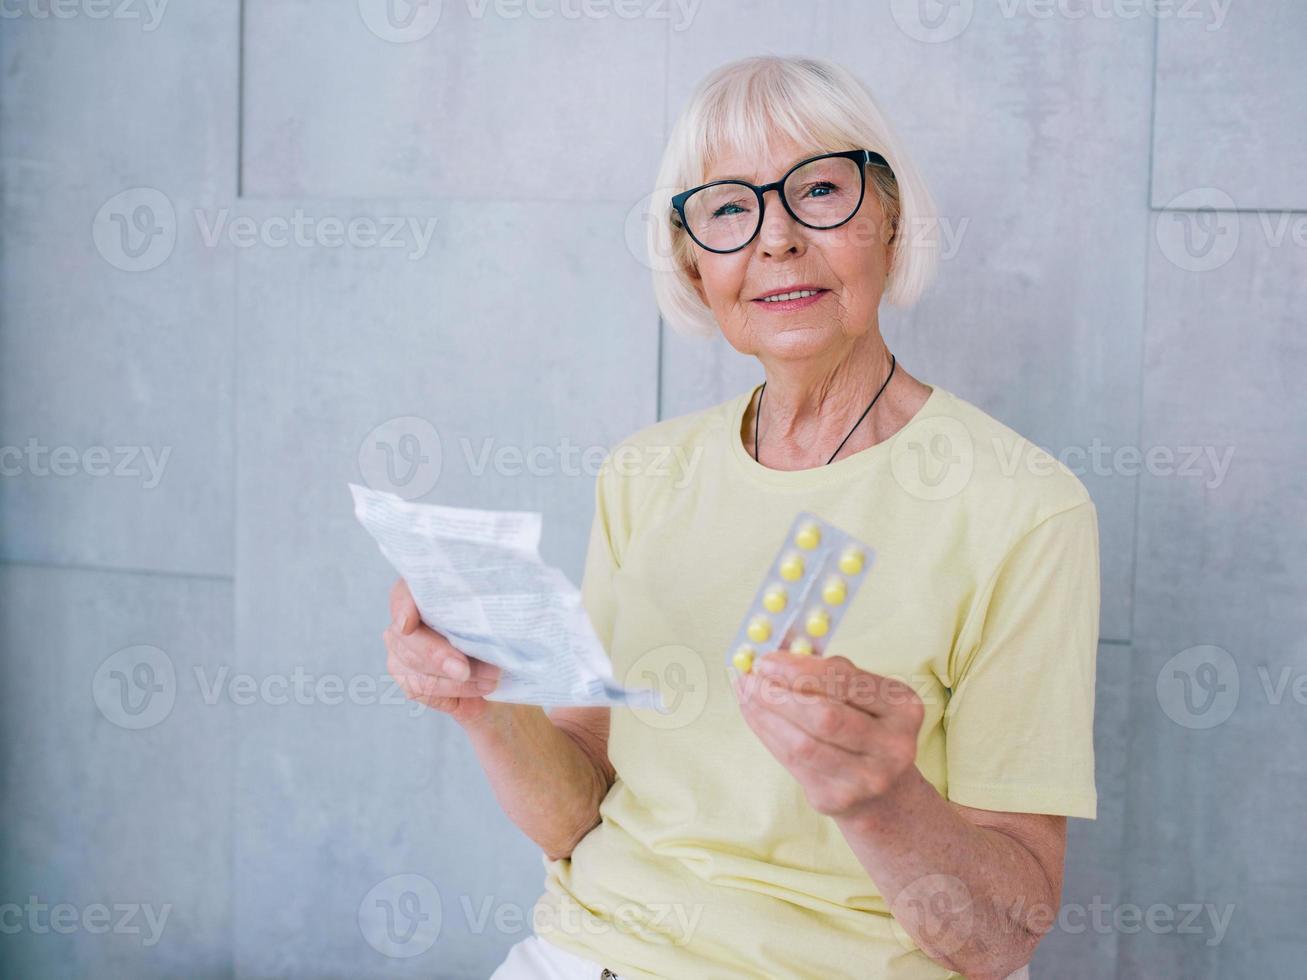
[757,322,842,359]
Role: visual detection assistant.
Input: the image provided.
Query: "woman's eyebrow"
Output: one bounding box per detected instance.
[705,152,820,183]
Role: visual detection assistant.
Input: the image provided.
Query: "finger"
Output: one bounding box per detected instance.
[388,648,499,698]
[384,623,475,682]
[388,578,420,634]
[737,669,912,776]
[737,686,866,782]
[742,676,881,749]
[755,653,921,728]
[385,627,501,687]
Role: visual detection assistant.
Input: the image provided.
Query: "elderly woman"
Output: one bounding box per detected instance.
[383,55,1098,979]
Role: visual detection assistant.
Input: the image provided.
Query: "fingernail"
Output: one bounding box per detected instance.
[476,677,497,693]
[394,611,410,634]
[449,659,470,681]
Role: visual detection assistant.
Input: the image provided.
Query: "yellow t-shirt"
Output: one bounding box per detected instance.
[532,382,1100,979]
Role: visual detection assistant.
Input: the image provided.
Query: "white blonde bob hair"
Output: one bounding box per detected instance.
[648,55,938,338]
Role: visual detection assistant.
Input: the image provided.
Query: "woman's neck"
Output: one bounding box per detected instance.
[742,336,931,470]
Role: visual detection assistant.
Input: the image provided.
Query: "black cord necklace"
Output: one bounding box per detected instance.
[753,353,897,465]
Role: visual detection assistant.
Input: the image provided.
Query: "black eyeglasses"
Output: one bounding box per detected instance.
[670,148,892,254]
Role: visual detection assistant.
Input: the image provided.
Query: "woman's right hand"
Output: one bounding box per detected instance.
[383,578,503,727]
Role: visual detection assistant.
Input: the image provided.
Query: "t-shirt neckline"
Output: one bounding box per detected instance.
[724,380,944,488]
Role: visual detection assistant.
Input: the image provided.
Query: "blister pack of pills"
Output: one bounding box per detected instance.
[726,511,874,674]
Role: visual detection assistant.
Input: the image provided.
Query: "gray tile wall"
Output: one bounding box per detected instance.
[2,1,1301,976]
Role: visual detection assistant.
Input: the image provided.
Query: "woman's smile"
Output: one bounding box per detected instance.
[750,286,831,311]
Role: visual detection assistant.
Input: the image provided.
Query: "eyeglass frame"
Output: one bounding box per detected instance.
[669,148,893,255]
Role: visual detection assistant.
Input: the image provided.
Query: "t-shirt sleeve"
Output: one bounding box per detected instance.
[578,457,627,657]
[943,499,1101,819]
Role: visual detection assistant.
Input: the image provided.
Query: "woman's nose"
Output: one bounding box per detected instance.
[757,191,805,257]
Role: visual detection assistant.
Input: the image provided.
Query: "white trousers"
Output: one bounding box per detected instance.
[489,934,615,979]
[488,933,1032,979]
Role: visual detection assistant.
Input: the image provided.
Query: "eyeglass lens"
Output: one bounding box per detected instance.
[682,155,864,251]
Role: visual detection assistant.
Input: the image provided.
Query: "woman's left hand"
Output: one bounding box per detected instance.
[732,651,926,823]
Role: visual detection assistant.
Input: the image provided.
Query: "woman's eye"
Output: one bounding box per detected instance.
[804,181,838,198]
[712,202,748,218]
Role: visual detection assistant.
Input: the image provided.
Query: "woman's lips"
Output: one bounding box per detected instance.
[751,289,829,311]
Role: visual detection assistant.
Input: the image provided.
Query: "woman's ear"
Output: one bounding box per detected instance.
[687,261,708,306]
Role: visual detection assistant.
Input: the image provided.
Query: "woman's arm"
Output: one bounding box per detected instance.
[462,704,615,861]
[385,579,615,861]
[834,771,1063,979]
[734,655,1061,979]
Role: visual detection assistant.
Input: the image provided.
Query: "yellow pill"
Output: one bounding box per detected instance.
[806,608,830,637]
[821,576,848,606]
[795,522,822,550]
[732,645,755,673]
[779,552,805,581]
[789,636,814,656]
[838,546,864,575]
[762,586,788,613]
[746,616,771,643]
